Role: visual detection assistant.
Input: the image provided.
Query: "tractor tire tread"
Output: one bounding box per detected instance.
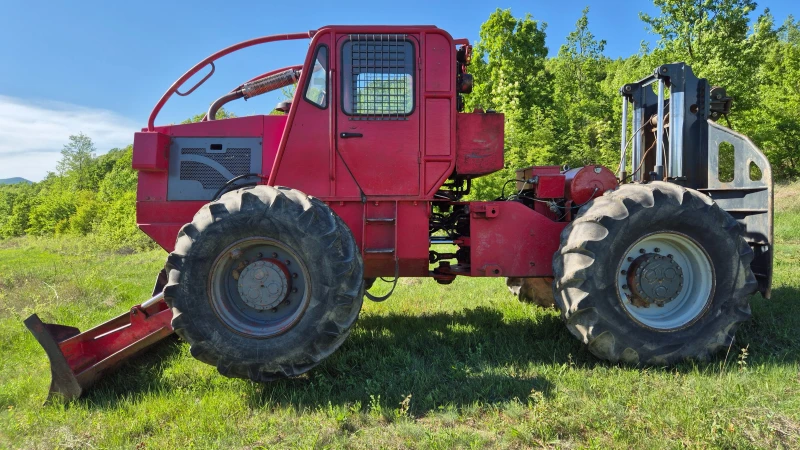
[163,185,363,382]
[553,182,757,365]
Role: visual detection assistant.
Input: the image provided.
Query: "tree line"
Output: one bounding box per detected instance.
[0,134,147,249]
[1,0,797,245]
[467,1,799,197]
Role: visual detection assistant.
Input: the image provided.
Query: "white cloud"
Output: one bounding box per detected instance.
[0,95,138,181]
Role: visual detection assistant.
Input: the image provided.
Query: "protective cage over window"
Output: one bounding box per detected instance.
[342,35,415,119]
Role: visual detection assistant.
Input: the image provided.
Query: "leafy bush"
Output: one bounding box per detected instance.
[93,190,153,251]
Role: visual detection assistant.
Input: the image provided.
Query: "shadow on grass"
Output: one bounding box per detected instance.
[77,335,183,408]
[735,285,800,364]
[246,306,578,414]
[75,286,800,415]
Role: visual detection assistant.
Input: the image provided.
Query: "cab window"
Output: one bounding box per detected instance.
[342,36,414,118]
[304,46,328,108]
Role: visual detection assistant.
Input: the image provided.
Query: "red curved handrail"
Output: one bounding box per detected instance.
[147,31,314,131]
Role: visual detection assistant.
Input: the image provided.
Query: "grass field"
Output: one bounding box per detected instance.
[1,184,799,449]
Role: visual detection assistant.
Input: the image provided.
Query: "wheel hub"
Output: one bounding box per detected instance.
[617,231,715,330]
[237,260,290,310]
[210,237,311,338]
[626,253,684,307]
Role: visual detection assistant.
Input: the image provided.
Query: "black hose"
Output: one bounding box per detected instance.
[207,90,244,121]
[212,173,261,201]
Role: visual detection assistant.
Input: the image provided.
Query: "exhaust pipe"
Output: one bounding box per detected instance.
[207,68,301,120]
[24,292,173,403]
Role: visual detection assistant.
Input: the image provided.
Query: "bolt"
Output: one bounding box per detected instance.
[292,273,298,279]
[622,284,629,290]
[627,257,634,262]
[667,254,673,259]
[292,287,298,293]
[621,270,627,275]
[258,252,263,258]
[272,252,278,258]
[639,248,646,254]
[285,260,291,266]
[654,247,660,253]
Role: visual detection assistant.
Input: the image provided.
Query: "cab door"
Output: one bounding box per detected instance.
[336,34,420,196]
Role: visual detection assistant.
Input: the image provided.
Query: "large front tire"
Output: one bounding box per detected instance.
[164,186,363,381]
[553,182,757,365]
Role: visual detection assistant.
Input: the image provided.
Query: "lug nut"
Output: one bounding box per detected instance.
[621,270,627,275]
[292,288,298,293]
[292,273,298,279]
[285,260,291,266]
[258,252,263,258]
[667,254,673,259]
[622,284,629,290]
[627,257,634,262]
[639,248,646,254]
[272,252,278,258]
[654,247,660,253]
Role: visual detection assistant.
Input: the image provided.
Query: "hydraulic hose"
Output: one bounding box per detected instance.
[207,68,301,120]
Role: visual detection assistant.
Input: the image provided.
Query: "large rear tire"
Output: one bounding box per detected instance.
[553,182,757,365]
[164,185,363,381]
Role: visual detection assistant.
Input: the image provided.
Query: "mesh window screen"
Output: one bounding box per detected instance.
[342,35,414,120]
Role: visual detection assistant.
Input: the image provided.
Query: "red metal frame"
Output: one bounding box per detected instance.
[147,32,313,131]
[24,299,172,402]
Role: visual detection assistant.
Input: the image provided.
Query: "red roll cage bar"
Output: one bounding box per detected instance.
[147,31,315,131]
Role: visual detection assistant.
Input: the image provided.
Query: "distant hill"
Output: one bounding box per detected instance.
[0,177,32,185]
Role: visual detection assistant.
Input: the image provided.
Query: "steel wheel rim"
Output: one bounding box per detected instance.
[616,231,715,330]
[209,237,311,338]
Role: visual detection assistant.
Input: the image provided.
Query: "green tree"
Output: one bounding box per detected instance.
[182,107,236,124]
[56,133,97,190]
[549,7,618,168]
[466,8,556,198]
[743,16,800,178]
[640,0,775,112]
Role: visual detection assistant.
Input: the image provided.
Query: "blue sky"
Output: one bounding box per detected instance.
[0,0,794,180]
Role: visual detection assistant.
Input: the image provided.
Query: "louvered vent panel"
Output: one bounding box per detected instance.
[167,138,262,201]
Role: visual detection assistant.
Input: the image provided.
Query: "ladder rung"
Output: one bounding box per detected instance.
[366,218,396,223]
[365,248,395,254]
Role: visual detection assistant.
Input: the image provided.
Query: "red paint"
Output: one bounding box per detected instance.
[469,201,567,277]
[516,165,566,198]
[24,299,173,401]
[132,132,169,172]
[564,165,619,204]
[455,112,504,176]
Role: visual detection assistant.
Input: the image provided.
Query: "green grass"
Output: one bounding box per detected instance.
[2,185,800,449]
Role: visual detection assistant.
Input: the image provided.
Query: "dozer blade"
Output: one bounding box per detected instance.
[24,292,173,403]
